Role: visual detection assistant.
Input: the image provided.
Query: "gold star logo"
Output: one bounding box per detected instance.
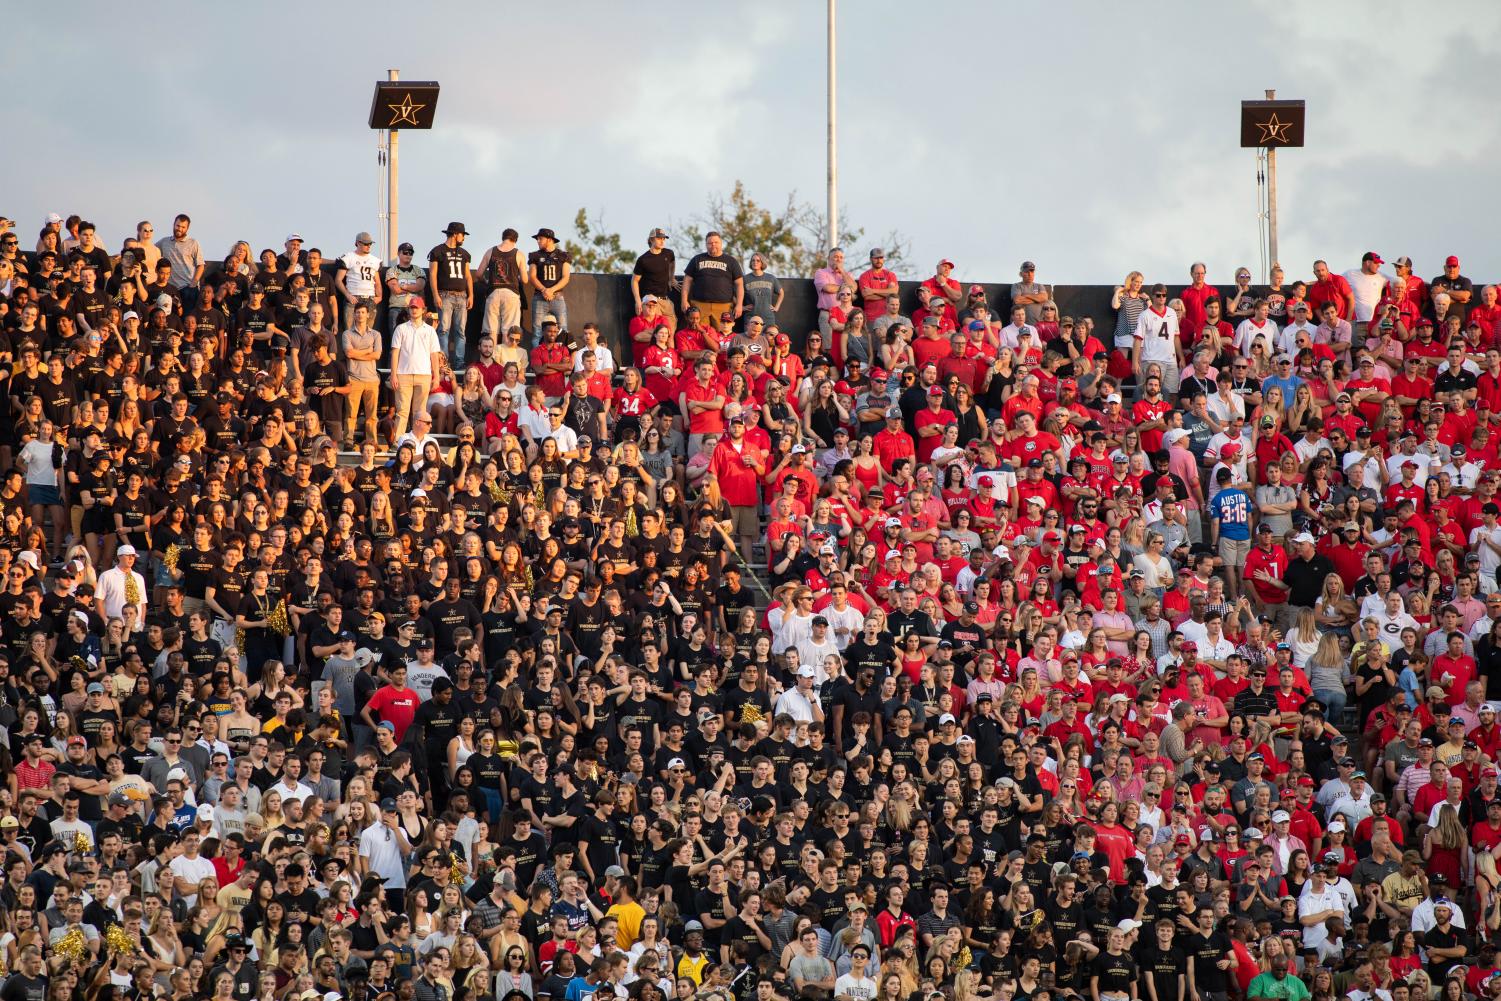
[1256,114,1292,145]
[387,93,425,127]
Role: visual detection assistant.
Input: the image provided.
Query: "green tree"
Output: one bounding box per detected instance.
[563,208,637,274]
[565,185,909,278]
[674,181,908,278]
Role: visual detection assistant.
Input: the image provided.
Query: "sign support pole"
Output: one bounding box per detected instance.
[1265,88,1278,269]
[388,69,400,264]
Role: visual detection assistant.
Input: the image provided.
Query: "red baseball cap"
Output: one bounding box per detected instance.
[1446,255,1461,267]
[968,283,985,295]
[1363,251,1384,264]
[1180,641,1198,652]
[928,385,946,397]
[774,333,791,347]
[938,259,956,269]
[1043,530,1063,544]
[1221,442,1242,459]
[1059,379,1077,392]
[869,368,888,380]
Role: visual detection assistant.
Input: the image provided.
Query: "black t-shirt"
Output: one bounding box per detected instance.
[529,249,571,291]
[1426,922,1469,981]
[0,974,47,1001]
[843,635,896,682]
[578,813,621,877]
[633,249,676,299]
[428,244,472,293]
[684,252,743,303]
[412,697,460,753]
[1186,930,1231,992]
[1091,951,1138,994]
[302,358,348,422]
[1138,943,1183,995]
[718,685,772,728]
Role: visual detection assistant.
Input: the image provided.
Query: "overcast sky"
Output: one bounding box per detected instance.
[11,1,1501,287]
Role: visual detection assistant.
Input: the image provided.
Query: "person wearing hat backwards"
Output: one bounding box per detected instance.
[335,230,383,331]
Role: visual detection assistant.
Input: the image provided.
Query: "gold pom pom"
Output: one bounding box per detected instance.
[105,923,135,956]
[448,852,467,887]
[54,926,87,966]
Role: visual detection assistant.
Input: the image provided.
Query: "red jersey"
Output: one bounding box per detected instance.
[1242,543,1290,606]
[612,386,657,420]
[1132,397,1173,452]
[873,428,915,473]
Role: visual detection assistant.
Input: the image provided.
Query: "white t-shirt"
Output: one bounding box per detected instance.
[1471,524,1501,577]
[1343,269,1389,323]
[168,852,216,907]
[391,320,442,375]
[834,974,878,1001]
[359,820,408,888]
[18,438,59,487]
[340,251,384,298]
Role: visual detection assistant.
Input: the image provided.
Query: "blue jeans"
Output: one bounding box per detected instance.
[1315,687,1347,724]
[437,291,469,361]
[479,786,503,826]
[531,293,567,340]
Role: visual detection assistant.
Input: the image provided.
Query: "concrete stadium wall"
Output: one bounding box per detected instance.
[518,273,1121,357]
[197,262,1118,356]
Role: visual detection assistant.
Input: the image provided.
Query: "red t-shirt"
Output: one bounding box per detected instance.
[913,407,958,462]
[366,685,420,742]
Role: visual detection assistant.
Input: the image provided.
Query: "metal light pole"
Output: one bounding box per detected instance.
[826,0,838,252]
[387,69,400,263]
[1264,88,1278,269]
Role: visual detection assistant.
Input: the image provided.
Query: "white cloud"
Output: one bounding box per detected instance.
[5,0,1500,287]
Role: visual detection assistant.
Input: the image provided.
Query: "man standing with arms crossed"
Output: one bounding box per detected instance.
[814,248,857,344]
[389,300,443,442]
[342,303,381,450]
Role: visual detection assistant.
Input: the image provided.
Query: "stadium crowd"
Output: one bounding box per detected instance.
[0,210,1500,1001]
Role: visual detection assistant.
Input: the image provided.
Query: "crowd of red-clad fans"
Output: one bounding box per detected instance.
[1,211,1501,1001]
